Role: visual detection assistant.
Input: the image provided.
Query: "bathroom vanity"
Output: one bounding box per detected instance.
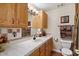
[30,37,53,56]
[0,34,53,56]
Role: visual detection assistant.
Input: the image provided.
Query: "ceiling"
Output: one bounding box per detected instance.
[29,3,66,11]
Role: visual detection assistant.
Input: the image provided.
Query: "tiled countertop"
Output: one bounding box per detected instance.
[0,34,53,56]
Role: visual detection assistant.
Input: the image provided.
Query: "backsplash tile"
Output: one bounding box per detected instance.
[17,29,20,33]
[0,28,22,40]
[0,29,1,34]
[8,29,12,33]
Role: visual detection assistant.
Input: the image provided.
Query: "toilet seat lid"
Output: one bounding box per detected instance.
[62,48,72,55]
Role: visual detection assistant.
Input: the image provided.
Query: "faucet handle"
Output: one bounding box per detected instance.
[33,35,36,40]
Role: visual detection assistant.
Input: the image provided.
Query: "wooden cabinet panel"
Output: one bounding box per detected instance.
[37,13,42,28]
[30,49,40,56]
[32,10,48,29]
[49,38,53,55]
[17,3,28,28]
[38,10,48,29]
[45,43,50,56]
[0,4,17,27]
[50,38,53,51]
[0,3,28,28]
[0,4,8,26]
[7,4,17,26]
[45,39,50,56]
[42,10,48,28]
[32,15,38,28]
[32,16,36,28]
[39,43,46,56]
[45,38,53,56]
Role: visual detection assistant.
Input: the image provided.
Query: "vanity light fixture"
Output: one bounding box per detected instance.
[28,4,39,15]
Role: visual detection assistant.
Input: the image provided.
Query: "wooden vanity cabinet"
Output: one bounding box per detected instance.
[30,49,40,56]
[45,38,53,56]
[39,43,46,56]
[32,10,48,29]
[30,38,53,56]
[50,38,53,52]
[45,39,50,56]
[0,3,28,28]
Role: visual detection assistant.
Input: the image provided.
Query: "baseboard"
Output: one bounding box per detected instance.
[52,49,62,53]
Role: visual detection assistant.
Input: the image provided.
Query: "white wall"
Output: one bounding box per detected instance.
[28,13,37,36]
[47,4,75,50]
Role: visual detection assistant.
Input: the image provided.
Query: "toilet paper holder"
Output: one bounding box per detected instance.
[54,38,58,42]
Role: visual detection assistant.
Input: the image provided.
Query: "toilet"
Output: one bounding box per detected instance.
[60,40,73,56]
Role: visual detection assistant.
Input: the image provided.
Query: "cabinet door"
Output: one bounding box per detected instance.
[32,15,38,28]
[0,4,18,27]
[32,10,48,29]
[0,3,28,28]
[30,49,40,56]
[17,3,28,28]
[49,38,53,54]
[45,40,50,56]
[39,43,46,56]
[45,39,53,56]
[42,11,48,28]
[37,13,42,28]
[38,10,48,29]
[0,4,8,26]
[7,4,17,27]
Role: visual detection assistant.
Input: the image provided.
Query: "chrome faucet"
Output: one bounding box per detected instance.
[33,34,37,40]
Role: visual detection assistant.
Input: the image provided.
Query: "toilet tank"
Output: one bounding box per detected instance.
[61,40,73,49]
